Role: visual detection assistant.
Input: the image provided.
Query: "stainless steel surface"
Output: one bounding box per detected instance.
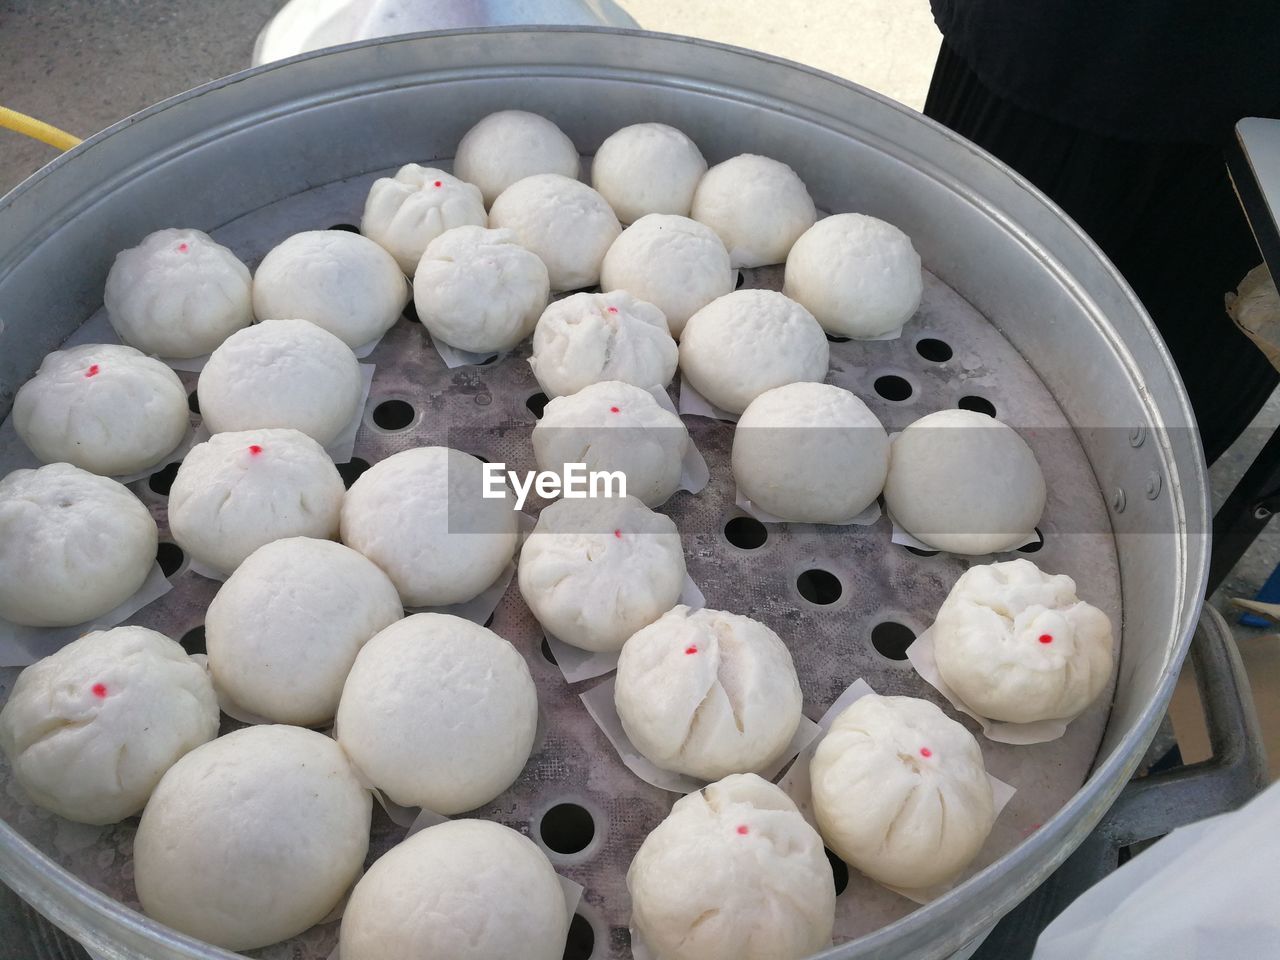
[1231,118,1280,279]
[0,178,1123,958]
[0,27,1209,960]
[251,0,639,65]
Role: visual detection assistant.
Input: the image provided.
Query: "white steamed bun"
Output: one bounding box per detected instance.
[810,694,995,889]
[13,343,189,476]
[413,225,549,353]
[614,605,802,779]
[0,626,218,824]
[205,537,403,726]
[680,290,829,415]
[532,381,689,508]
[454,109,580,207]
[519,495,686,652]
[784,213,923,339]
[628,774,835,960]
[528,289,677,398]
[252,230,409,347]
[489,174,620,291]
[167,428,344,575]
[336,613,537,814]
[884,408,1046,555]
[0,463,156,626]
[591,123,707,223]
[340,446,519,607]
[360,165,487,274]
[104,228,252,358]
[133,725,371,951]
[690,154,816,267]
[339,819,568,960]
[933,559,1114,723]
[732,382,889,522]
[599,214,734,337]
[197,318,362,447]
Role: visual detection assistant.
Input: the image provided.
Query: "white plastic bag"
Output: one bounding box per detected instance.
[1032,780,1280,959]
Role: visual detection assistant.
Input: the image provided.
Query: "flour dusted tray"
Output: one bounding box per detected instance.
[0,159,1121,958]
[0,27,1208,960]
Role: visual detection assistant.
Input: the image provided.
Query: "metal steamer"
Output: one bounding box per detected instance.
[0,28,1209,960]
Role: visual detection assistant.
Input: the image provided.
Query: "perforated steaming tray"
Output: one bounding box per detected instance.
[0,166,1121,960]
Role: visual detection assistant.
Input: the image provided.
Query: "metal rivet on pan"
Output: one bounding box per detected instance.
[1129,426,1145,447]
[1112,488,1127,512]
[1145,472,1162,500]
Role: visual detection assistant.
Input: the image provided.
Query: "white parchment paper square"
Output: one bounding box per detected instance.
[906,627,1075,745]
[676,376,738,423]
[734,488,881,527]
[580,675,821,795]
[0,562,173,667]
[545,575,706,684]
[776,677,1016,905]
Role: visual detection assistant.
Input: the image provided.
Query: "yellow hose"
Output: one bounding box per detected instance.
[0,106,81,151]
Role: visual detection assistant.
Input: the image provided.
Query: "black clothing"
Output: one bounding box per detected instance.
[931,0,1280,145]
[924,37,1278,463]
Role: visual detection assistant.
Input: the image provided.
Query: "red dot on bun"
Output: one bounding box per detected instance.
[91,683,107,699]
[85,364,100,378]
[433,180,442,188]
[684,645,698,655]
[920,747,932,758]
[248,444,263,455]
[1038,634,1053,644]
[736,825,749,835]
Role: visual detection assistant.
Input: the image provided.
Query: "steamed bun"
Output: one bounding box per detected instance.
[519,495,686,652]
[360,165,487,274]
[599,214,734,337]
[13,343,189,476]
[336,614,538,814]
[784,213,923,339]
[205,537,403,726]
[340,819,569,960]
[104,228,252,358]
[133,725,371,951]
[592,122,707,223]
[628,774,834,960]
[412,225,549,353]
[532,381,689,507]
[884,409,1046,555]
[614,606,802,779]
[528,290,677,398]
[454,110,580,207]
[679,290,829,415]
[251,230,409,347]
[167,428,344,575]
[732,382,888,522]
[340,447,519,607]
[690,154,816,267]
[933,559,1114,723]
[0,463,157,627]
[197,318,363,447]
[810,694,995,889]
[0,626,218,824]
[489,174,620,291]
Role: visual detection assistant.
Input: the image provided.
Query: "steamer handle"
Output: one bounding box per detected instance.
[0,107,81,151]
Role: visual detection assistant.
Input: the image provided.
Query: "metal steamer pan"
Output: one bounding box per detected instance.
[0,27,1208,960]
